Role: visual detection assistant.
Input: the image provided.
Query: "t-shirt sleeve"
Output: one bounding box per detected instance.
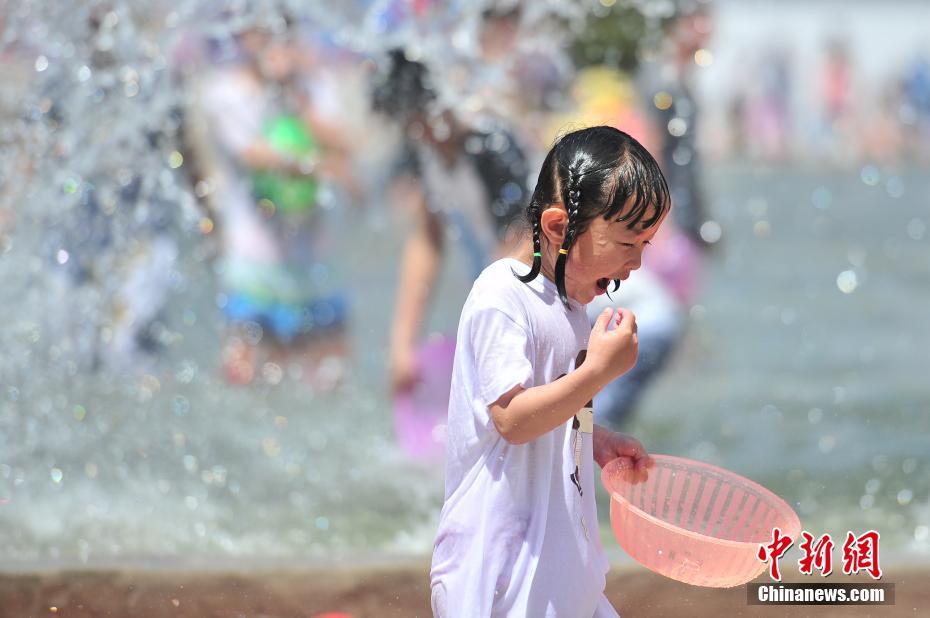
[466,304,534,407]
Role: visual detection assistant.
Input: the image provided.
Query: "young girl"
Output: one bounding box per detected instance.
[430,126,670,617]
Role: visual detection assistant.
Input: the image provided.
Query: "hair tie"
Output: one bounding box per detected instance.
[558,248,569,255]
[533,252,541,257]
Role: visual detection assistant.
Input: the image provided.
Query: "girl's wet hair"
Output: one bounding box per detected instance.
[516,125,671,307]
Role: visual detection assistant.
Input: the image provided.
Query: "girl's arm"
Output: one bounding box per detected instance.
[490,307,638,444]
[489,365,605,444]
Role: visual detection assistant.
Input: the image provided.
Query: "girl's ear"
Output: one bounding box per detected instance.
[540,205,568,246]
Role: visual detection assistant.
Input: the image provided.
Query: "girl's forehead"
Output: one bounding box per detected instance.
[604,210,665,236]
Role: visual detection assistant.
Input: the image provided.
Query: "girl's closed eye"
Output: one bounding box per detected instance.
[619,240,651,248]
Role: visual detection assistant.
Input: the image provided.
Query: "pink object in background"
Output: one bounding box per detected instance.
[601,454,801,588]
[645,229,701,306]
[393,336,455,462]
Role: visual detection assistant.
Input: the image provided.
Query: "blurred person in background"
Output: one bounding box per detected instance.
[818,37,854,163]
[742,46,793,162]
[902,52,930,162]
[639,1,717,253]
[445,3,574,148]
[371,49,530,396]
[189,16,354,389]
[859,78,906,164]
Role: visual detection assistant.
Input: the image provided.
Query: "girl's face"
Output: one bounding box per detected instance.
[564,207,668,305]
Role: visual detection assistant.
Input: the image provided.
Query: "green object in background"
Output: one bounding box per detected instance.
[251,115,319,214]
[570,4,669,72]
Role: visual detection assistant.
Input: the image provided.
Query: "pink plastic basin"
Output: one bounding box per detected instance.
[393,337,455,462]
[601,455,801,588]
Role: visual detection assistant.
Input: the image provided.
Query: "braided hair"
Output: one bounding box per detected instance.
[516,126,671,308]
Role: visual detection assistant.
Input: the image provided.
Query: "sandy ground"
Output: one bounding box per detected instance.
[0,562,923,617]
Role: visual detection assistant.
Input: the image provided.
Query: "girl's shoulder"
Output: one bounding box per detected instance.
[471,258,528,296]
[463,259,535,322]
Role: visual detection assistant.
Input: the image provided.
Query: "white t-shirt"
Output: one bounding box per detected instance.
[430,258,617,618]
[198,69,282,265]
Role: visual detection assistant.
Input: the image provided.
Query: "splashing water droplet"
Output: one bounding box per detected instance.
[836,270,858,294]
[906,218,926,241]
[667,117,687,137]
[860,165,881,186]
[699,220,722,243]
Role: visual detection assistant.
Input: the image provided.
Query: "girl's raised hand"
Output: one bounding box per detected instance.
[585,307,638,387]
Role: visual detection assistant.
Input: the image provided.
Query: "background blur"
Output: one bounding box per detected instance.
[0,0,927,574]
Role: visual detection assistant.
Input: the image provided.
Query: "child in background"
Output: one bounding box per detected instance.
[371,50,530,395]
[430,126,670,616]
[196,23,352,388]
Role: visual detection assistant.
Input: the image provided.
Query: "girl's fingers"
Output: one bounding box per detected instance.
[593,307,614,334]
[618,312,637,335]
